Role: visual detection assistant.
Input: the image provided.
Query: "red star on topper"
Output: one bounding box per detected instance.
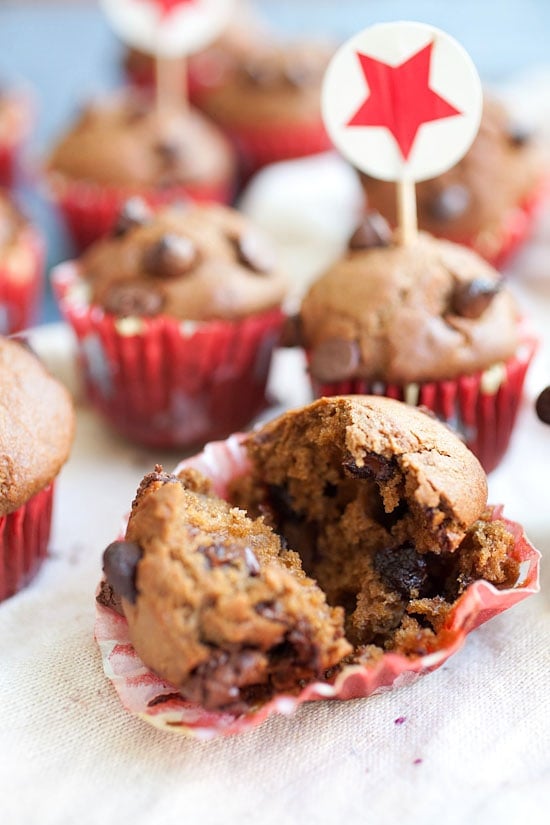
[347,41,462,160]
[139,0,198,20]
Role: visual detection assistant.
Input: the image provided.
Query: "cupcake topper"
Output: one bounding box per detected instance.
[322,21,483,245]
[101,0,234,110]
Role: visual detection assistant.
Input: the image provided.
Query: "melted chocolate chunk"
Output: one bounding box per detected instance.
[283,62,317,88]
[112,197,153,238]
[104,282,164,317]
[309,338,360,383]
[95,579,124,615]
[198,543,260,576]
[373,544,429,598]
[102,540,143,604]
[242,59,279,87]
[235,231,275,274]
[349,211,392,251]
[428,184,471,222]
[344,452,395,482]
[535,386,550,424]
[452,278,501,319]
[143,234,198,279]
[182,649,266,711]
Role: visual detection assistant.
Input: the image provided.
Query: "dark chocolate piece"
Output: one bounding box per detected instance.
[112,197,153,238]
[182,649,266,711]
[349,211,392,251]
[235,231,275,274]
[102,540,143,604]
[344,452,395,482]
[535,386,550,424]
[198,543,260,576]
[154,140,181,167]
[143,234,198,279]
[103,282,164,317]
[373,544,429,598]
[242,60,279,87]
[278,314,303,348]
[452,278,501,319]
[309,338,360,383]
[428,184,471,222]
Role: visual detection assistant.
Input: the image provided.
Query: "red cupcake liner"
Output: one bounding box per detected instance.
[0,483,54,603]
[94,434,540,739]
[52,263,284,449]
[444,179,550,269]
[310,332,537,474]
[225,119,333,176]
[0,144,19,189]
[46,175,235,252]
[0,228,45,335]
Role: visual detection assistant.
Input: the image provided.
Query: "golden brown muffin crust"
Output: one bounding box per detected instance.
[0,338,75,515]
[46,92,234,190]
[78,201,287,321]
[300,232,519,383]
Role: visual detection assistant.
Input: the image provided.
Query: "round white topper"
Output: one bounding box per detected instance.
[100,0,234,58]
[322,21,483,183]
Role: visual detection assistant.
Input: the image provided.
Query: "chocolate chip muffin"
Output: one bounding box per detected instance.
[360,97,544,265]
[52,201,287,448]
[299,214,536,472]
[197,40,334,173]
[100,396,523,713]
[0,337,75,601]
[45,91,236,249]
[0,189,44,334]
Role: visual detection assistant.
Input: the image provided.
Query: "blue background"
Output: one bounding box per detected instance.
[1,0,550,322]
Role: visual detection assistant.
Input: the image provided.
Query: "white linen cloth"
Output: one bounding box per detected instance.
[2,118,550,824]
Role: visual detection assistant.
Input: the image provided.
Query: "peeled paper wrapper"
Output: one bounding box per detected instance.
[52,263,284,449]
[46,174,235,251]
[310,330,537,474]
[0,228,44,335]
[0,483,54,603]
[95,435,540,740]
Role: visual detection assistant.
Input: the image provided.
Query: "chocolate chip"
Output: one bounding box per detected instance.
[95,579,124,615]
[427,184,471,222]
[198,543,261,576]
[283,62,316,88]
[451,278,501,319]
[182,649,265,711]
[143,234,198,279]
[104,282,164,317]
[349,211,392,251]
[154,140,181,167]
[235,231,275,274]
[535,386,550,424]
[373,544,429,598]
[507,124,532,147]
[102,540,143,604]
[112,197,153,238]
[309,338,360,383]
[344,453,395,482]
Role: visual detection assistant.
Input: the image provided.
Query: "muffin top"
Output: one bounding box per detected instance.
[46,92,235,189]
[0,338,75,516]
[300,220,520,384]
[361,97,542,258]
[199,40,333,126]
[75,200,287,321]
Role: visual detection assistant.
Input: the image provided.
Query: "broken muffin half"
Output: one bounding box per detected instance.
[100,396,521,713]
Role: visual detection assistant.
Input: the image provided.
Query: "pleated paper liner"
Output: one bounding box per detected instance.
[0,227,44,335]
[52,263,284,449]
[95,434,540,739]
[0,483,54,603]
[46,174,235,251]
[310,333,537,474]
